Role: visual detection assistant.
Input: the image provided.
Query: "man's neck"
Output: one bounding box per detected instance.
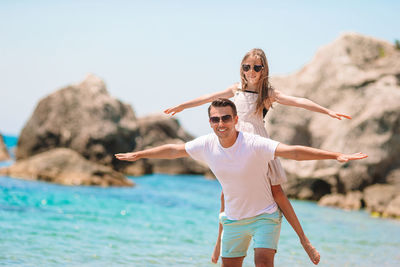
[218,131,239,148]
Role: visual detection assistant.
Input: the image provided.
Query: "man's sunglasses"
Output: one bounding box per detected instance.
[242,64,263,72]
[209,115,233,124]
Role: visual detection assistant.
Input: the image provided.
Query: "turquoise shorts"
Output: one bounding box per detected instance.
[220,211,282,258]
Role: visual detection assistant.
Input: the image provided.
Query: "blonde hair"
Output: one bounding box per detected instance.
[240,48,274,116]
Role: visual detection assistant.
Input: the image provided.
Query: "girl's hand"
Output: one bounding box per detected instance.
[164,105,184,116]
[337,152,367,163]
[328,110,352,120]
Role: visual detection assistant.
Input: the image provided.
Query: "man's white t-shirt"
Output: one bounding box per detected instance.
[185,131,281,220]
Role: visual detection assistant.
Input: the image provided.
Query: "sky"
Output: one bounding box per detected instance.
[1,0,399,137]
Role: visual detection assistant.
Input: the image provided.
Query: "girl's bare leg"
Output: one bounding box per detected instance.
[211,192,225,264]
[271,185,320,265]
[300,236,320,265]
[211,223,222,263]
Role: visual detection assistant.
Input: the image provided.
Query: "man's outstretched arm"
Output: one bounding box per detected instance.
[275,143,367,162]
[115,144,188,162]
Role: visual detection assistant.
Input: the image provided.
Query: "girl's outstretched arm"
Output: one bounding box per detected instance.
[164,85,236,116]
[272,90,352,120]
[211,191,224,264]
[272,185,320,265]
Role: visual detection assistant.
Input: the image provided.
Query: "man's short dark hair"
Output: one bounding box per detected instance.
[208,98,237,117]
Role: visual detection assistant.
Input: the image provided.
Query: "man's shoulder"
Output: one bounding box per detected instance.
[241,132,257,138]
[241,132,265,141]
[199,133,216,142]
[241,132,276,145]
[188,133,216,145]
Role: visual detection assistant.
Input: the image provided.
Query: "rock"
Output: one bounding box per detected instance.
[338,165,372,192]
[284,178,331,200]
[386,168,400,186]
[136,113,195,147]
[0,134,10,161]
[384,195,400,218]
[342,191,364,210]
[122,160,151,176]
[0,148,133,187]
[266,33,400,198]
[16,74,140,169]
[15,75,212,178]
[318,191,363,210]
[318,193,345,207]
[363,184,398,214]
[123,114,212,176]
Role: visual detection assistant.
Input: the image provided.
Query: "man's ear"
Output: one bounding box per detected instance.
[234,115,239,124]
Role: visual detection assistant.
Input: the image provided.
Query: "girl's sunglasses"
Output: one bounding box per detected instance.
[242,64,263,72]
[209,115,233,124]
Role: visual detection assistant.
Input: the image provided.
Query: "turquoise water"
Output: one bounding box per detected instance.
[2,135,17,159]
[1,137,400,266]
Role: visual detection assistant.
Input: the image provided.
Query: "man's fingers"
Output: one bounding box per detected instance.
[338,152,368,162]
[350,153,368,160]
[355,152,368,159]
[115,153,134,161]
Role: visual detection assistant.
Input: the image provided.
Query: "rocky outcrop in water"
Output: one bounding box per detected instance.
[0,148,133,186]
[0,134,10,161]
[318,191,363,211]
[267,33,400,217]
[123,114,211,176]
[16,74,140,168]
[4,74,210,186]
[318,184,400,218]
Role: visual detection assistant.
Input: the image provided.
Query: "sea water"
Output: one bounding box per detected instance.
[1,136,399,267]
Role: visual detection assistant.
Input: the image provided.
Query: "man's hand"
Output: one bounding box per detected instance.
[115,152,141,162]
[337,152,367,163]
[115,144,188,162]
[276,143,368,162]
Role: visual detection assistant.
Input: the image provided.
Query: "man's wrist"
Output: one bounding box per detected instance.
[135,151,144,160]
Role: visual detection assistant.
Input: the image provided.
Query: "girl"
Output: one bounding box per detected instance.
[164,48,350,265]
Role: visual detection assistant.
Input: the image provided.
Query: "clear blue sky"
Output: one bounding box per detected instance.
[1,0,399,137]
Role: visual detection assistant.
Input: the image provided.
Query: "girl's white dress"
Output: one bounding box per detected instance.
[233,87,287,185]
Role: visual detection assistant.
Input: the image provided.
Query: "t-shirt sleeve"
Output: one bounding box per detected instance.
[185,135,209,163]
[252,135,280,162]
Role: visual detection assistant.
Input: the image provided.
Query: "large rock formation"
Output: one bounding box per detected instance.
[123,114,211,176]
[266,33,400,217]
[318,184,400,218]
[0,134,10,161]
[0,148,133,186]
[7,74,211,186]
[318,191,363,211]
[16,74,140,168]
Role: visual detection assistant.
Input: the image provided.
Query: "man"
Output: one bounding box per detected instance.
[115,98,367,267]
